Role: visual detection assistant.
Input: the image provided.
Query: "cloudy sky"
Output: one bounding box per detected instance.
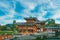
[0,0,60,25]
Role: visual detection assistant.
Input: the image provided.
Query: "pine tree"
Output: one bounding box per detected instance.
[13,20,17,34]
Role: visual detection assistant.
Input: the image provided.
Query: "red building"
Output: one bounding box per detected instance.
[17,17,45,34]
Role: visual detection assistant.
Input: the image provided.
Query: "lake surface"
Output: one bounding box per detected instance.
[5,33,60,40]
[10,36,60,40]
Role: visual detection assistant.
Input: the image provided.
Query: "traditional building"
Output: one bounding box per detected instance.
[16,17,45,34]
[44,26,60,32]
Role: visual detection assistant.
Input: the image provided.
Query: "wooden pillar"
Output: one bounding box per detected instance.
[40,28,43,32]
[22,27,23,34]
[26,27,29,34]
[33,26,37,33]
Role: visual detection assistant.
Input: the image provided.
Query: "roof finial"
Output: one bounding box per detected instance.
[29,15,33,18]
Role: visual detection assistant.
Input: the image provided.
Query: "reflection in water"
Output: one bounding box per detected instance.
[10,36,60,40]
[10,33,60,40]
[35,36,46,40]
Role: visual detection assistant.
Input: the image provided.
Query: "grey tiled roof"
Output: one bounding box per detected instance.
[16,22,35,26]
[24,17,37,20]
[16,20,45,26]
[44,26,60,29]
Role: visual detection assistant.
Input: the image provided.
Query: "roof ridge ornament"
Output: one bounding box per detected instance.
[30,16,33,18]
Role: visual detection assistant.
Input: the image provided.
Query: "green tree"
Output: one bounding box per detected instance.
[13,20,16,30]
[5,24,13,31]
[45,19,56,26]
[0,26,4,31]
[13,20,17,34]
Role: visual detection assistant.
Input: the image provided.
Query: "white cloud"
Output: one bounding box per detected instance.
[51,10,60,23]
[0,1,17,25]
[0,0,60,25]
[55,20,60,24]
[15,0,54,21]
[52,10,60,19]
[0,10,16,25]
[16,19,26,22]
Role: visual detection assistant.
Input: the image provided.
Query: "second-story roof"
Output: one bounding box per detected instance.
[16,22,35,26]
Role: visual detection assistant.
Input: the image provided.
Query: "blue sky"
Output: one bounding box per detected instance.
[0,0,60,25]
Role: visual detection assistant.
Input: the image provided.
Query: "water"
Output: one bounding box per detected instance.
[35,36,60,40]
[5,33,60,40]
[9,36,60,40]
[10,36,60,40]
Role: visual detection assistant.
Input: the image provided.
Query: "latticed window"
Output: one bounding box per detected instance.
[23,29,27,32]
[19,29,22,32]
[37,27,40,30]
[28,29,33,32]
